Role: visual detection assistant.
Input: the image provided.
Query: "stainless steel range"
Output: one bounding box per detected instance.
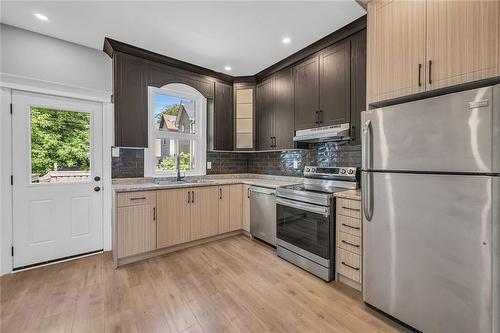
[276,166,359,281]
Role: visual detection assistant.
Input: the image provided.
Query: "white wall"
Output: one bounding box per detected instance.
[0,24,113,275]
[1,23,112,92]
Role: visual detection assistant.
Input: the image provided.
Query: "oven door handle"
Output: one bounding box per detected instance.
[276,197,330,218]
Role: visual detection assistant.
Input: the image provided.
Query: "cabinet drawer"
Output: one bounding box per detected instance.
[337,214,361,237]
[338,248,361,283]
[337,231,361,255]
[336,198,361,218]
[117,191,156,207]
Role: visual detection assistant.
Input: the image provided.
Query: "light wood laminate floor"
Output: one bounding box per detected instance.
[1,235,408,333]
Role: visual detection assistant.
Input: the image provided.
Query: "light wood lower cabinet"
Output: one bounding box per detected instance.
[190,186,219,240]
[218,185,231,233]
[242,185,251,232]
[116,184,250,263]
[116,192,157,258]
[229,184,243,231]
[219,184,243,233]
[157,189,190,248]
[336,197,362,291]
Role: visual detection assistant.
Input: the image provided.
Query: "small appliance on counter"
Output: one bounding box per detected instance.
[276,166,359,281]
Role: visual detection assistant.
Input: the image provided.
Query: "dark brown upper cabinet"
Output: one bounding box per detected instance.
[256,77,275,150]
[273,68,294,149]
[293,56,320,131]
[213,81,234,150]
[349,30,367,145]
[319,39,351,127]
[256,68,294,150]
[294,39,351,131]
[113,52,148,147]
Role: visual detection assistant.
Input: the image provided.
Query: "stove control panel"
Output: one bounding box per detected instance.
[303,166,359,181]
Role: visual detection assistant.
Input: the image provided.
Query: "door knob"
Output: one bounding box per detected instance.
[94,176,101,181]
[94,186,101,192]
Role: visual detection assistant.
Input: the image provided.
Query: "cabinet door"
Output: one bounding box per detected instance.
[426,0,499,90]
[274,68,294,149]
[293,56,320,130]
[242,185,251,232]
[350,30,367,145]
[367,0,426,104]
[114,52,148,147]
[218,185,231,233]
[117,203,156,258]
[190,186,219,240]
[256,78,275,150]
[229,184,243,231]
[319,39,351,126]
[214,81,234,150]
[157,189,190,248]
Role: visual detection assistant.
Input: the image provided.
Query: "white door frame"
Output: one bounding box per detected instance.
[0,82,113,275]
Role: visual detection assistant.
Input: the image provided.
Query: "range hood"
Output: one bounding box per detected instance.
[293,123,350,143]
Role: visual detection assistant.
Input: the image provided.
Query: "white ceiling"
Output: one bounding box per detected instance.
[0,1,366,76]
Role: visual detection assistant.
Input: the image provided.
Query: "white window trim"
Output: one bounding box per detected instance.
[145,84,207,177]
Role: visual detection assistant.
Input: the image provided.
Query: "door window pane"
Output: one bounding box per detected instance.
[153,92,196,134]
[154,138,196,172]
[30,107,90,183]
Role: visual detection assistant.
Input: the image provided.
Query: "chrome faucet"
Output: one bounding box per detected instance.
[176,154,184,181]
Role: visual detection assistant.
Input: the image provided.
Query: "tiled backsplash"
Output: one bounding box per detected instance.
[112,148,144,178]
[112,142,361,178]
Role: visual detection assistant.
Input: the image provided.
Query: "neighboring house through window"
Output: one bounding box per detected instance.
[146,84,207,176]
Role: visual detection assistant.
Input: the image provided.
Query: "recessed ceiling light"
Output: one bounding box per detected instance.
[224,66,232,71]
[282,37,291,44]
[34,13,49,21]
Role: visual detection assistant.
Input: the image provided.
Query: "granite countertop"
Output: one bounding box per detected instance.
[112,174,303,193]
[334,189,361,201]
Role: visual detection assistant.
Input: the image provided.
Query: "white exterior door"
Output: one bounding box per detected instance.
[12,90,103,268]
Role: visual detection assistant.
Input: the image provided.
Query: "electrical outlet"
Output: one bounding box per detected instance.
[207,161,212,169]
[111,147,120,158]
[293,160,299,169]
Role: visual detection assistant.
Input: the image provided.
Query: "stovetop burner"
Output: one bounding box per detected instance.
[276,166,359,205]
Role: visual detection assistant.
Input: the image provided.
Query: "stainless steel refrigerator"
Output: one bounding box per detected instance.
[361,84,500,333]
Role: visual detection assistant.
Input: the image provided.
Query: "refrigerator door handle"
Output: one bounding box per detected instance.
[362,120,372,170]
[362,172,373,221]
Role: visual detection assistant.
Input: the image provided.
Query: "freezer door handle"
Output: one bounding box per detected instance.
[362,172,373,222]
[362,120,372,170]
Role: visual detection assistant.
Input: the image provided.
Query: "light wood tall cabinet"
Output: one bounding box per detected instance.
[367,0,499,104]
[367,0,427,104]
[426,0,499,91]
[116,191,157,258]
[157,189,190,248]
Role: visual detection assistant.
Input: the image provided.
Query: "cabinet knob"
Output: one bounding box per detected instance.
[94,186,101,192]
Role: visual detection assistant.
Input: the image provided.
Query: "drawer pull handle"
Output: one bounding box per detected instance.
[342,261,360,271]
[130,197,146,201]
[342,206,360,211]
[341,240,360,248]
[342,223,360,230]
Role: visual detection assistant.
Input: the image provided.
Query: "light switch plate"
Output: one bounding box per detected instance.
[293,160,299,169]
[111,147,120,158]
[207,161,212,169]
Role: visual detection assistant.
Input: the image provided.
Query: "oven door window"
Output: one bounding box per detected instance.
[277,203,330,259]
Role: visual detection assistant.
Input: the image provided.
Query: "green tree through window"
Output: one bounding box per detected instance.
[31,108,90,177]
